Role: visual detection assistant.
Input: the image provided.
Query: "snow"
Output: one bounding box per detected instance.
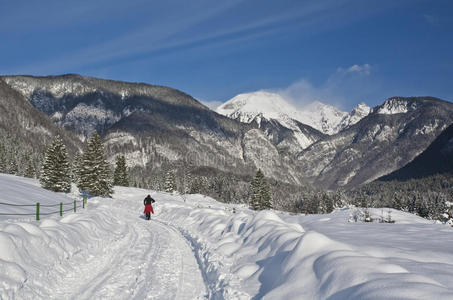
[104,131,138,147]
[298,101,348,135]
[375,98,417,115]
[216,91,365,135]
[336,102,371,131]
[1,173,453,299]
[3,76,96,99]
[65,103,120,126]
[415,120,441,135]
[216,91,296,125]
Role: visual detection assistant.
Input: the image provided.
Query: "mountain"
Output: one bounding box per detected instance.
[216,91,326,152]
[296,101,348,135]
[216,91,297,124]
[297,97,453,189]
[1,75,307,193]
[2,74,452,197]
[217,91,355,135]
[377,123,453,181]
[335,102,371,132]
[0,79,82,176]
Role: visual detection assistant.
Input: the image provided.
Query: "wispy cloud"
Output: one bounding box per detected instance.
[3,0,245,74]
[338,64,372,76]
[199,100,223,110]
[5,0,380,75]
[273,64,376,110]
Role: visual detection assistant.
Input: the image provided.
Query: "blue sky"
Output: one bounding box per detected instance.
[1,0,452,110]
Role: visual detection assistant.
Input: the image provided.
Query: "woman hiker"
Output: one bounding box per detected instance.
[143,194,155,220]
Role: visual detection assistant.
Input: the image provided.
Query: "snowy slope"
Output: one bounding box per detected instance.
[216,91,364,135]
[336,102,371,132]
[2,174,453,299]
[216,91,327,149]
[0,174,206,299]
[216,91,298,124]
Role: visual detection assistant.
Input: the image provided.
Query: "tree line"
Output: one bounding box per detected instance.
[40,132,129,196]
[3,130,452,224]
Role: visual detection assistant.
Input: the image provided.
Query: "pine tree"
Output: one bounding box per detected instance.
[249,172,261,210]
[0,144,6,173]
[260,180,273,210]
[25,159,35,178]
[249,169,273,210]
[164,170,177,193]
[40,136,71,192]
[113,155,129,186]
[77,132,113,197]
[72,153,83,185]
[189,176,203,194]
[8,151,18,175]
[185,172,192,194]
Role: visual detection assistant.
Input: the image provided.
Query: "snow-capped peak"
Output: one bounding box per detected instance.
[375,97,417,115]
[216,91,297,124]
[297,101,348,135]
[216,91,351,135]
[336,102,371,131]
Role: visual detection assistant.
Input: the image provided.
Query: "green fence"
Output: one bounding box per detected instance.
[0,196,88,221]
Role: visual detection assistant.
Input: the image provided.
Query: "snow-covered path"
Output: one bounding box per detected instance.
[0,173,207,300]
[2,174,453,300]
[46,197,207,300]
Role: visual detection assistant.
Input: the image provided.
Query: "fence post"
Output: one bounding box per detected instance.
[60,202,63,216]
[74,200,76,213]
[36,202,40,221]
[82,196,86,209]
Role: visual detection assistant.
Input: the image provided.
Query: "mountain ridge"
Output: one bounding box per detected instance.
[216,91,362,135]
[2,73,452,194]
[377,122,453,181]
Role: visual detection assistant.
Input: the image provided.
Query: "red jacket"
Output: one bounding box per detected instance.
[144,204,154,214]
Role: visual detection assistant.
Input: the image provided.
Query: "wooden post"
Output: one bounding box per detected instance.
[74,200,76,212]
[36,202,40,221]
[82,196,86,209]
[60,202,63,216]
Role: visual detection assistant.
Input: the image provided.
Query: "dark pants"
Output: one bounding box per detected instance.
[146,212,151,220]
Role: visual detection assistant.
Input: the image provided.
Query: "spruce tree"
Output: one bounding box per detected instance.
[260,182,273,210]
[113,155,129,186]
[189,176,206,194]
[77,132,113,197]
[8,153,18,175]
[25,159,35,178]
[249,172,261,210]
[40,136,71,192]
[249,169,273,210]
[164,170,177,193]
[72,153,83,185]
[0,145,6,173]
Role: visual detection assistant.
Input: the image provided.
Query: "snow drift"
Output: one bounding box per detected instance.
[1,174,453,299]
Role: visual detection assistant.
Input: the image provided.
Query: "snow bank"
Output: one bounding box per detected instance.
[2,175,453,299]
[0,175,126,298]
[155,196,453,299]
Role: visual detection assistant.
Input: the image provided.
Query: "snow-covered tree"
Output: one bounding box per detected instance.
[249,169,273,210]
[77,132,113,197]
[72,152,83,184]
[40,136,71,192]
[22,153,36,178]
[113,155,129,186]
[164,170,177,193]
[8,152,18,175]
[249,172,261,210]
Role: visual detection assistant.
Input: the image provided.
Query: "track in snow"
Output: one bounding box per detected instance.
[46,200,207,300]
